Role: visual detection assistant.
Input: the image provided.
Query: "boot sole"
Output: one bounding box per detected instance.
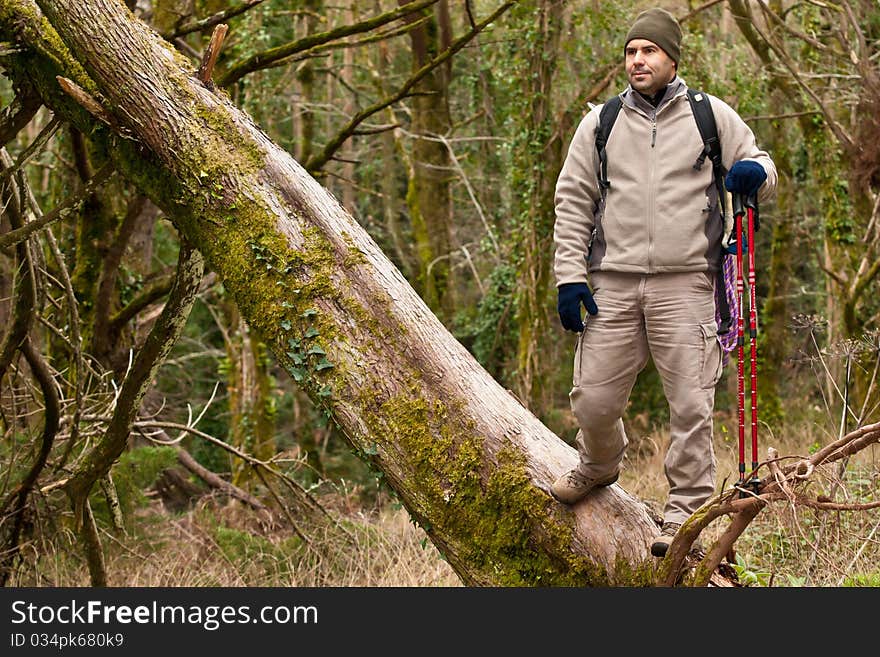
[650,536,703,558]
[650,540,671,558]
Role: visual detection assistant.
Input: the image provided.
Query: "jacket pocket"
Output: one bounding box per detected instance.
[699,321,723,389]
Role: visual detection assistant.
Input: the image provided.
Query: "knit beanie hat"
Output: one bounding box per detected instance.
[624,8,682,64]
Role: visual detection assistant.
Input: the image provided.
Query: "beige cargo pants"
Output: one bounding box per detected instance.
[569,271,723,524]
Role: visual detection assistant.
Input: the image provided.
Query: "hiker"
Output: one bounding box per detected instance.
[550,7,777,557]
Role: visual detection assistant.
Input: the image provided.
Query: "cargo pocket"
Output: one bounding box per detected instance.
[699,321,723,389]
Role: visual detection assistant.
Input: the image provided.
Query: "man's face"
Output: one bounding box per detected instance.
[625,38,676,96]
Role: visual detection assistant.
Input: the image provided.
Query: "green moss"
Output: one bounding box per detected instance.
[192,102,266,179]
[0,0,94,93]
[342,231,368,268]
[355,388,626,586]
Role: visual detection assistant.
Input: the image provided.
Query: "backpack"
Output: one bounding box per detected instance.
[594,89,738,360]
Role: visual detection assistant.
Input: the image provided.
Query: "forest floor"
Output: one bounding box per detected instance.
[8,410,878,588]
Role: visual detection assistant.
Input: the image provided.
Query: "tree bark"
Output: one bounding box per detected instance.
[0,0,659,585]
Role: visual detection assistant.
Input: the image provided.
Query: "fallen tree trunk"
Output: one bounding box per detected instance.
[0,0,660,585]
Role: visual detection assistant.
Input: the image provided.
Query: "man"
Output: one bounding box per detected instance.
[550,7,776,557]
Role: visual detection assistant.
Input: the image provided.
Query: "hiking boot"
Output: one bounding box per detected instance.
[650,521,705,557]
[550,468,619,504]
[650,521,681,557]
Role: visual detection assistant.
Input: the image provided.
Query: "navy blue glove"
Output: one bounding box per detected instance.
[557,282,598,333]
[725,160,766,195]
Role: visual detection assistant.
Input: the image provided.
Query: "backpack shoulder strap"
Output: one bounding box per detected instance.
[595,95,623,190]
[686,88,728,225]
[686,89,725,186]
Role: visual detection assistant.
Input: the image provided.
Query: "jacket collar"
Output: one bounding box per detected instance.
[622,75,687,114]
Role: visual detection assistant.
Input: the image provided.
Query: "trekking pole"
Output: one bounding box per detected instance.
[733,193,746,492]
[746,192,761,493]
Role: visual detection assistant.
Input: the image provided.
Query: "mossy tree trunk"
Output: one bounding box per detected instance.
[398,0,455,321]
[220,300,277,488]
[0,0,660,585]
[293,0,322,166]
[509,0,564,416]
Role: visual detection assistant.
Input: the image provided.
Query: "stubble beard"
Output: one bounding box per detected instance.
[629,71,656,94]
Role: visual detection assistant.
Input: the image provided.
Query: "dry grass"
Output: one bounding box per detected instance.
[621,408,880,587]
[9,495,462,587]
[7,411,877,588]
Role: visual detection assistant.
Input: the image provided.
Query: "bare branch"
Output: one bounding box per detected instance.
[757,1,829,52]
[108,270,176,333]
[0,115,61,183]
[0,80,42,148]
[0,155,38,384]
[742,7,855,151]
[134,419,339,536]
[56,76,114,126]
[0,162,114,249]
[65,240,205,528]
[79,499,106,586]
[656,420,880,585]
[218,0,441,87]
[15,156,89,474]
[166,0,263,39]
[256,14,432,71]
[743,110,823,122]
[175,446,268,513]
[0,338,60,586]
[806,420,880,468]
[196,23,228,86]
[305,1,515,173]
[679,0,728,23]
[402,129,500,257]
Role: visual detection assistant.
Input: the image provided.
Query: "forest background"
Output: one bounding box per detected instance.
[1,0,879,588]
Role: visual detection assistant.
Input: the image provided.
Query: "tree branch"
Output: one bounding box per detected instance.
[91,192,147,358]
[0,337,60,586]
[757,1,829,52]
[65,239,205,528]
[741,4,855,152]
[107,270,176,334]
[659,420,880,585]
[196,23,228,86]
[0,79,42,148]
[175,446,268,513]
[0,161,114,249]
[0,154,37,384]
[305,1,514,173]
[0,114,61,183]
[218,0,440,87]
[134,419,329,522]
[165,0,263,39]
[252,14,432,72]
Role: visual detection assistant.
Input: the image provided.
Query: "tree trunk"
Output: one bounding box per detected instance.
[0,0,659,585]
[511,0,564,416]
[399,0,455,321]
[221,300,276,487]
